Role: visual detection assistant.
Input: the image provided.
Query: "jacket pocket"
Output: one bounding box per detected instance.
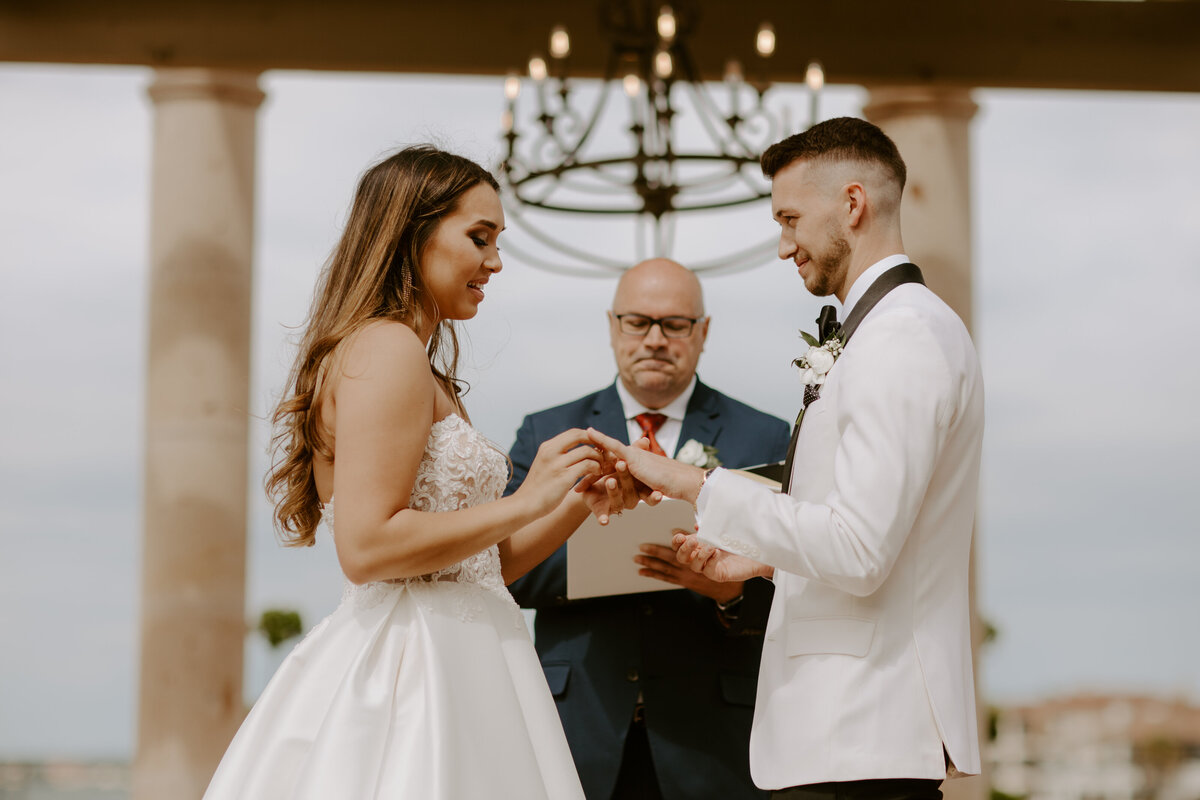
[542,662,571,697]
[785,616,876,658]
[719,672,758,708]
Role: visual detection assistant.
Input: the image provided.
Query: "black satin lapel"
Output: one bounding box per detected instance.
[780,263,925,494]
[840,263,925,342]
[779,420,802,492]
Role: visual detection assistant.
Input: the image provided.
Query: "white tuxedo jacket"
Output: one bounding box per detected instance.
[696,281,983,788]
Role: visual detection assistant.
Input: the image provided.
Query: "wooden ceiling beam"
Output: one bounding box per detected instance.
[2,1,1199,93]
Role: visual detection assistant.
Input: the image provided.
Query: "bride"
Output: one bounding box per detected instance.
[203,146,616,799]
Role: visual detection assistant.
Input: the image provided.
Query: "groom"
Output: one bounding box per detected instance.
[587,117,984,799]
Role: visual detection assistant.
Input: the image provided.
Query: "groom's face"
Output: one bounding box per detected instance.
[771,160,851,298]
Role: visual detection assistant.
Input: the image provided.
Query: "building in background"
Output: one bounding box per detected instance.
[989,694,1200,800]
[0,761,129,800]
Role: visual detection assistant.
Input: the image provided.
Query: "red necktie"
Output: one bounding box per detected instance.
[634,412,668,456]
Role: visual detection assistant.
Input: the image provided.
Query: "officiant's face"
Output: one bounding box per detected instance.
[609,259,709,409]
[771,159,851,298]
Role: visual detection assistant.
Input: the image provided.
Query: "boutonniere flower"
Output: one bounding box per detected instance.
[792,326,845,388]
[676,439,720,469]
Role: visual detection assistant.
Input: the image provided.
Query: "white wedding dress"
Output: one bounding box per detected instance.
[204,414,585,799]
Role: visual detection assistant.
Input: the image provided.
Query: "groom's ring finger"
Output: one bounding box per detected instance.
[605,476,624,509]
[618,470,640,508]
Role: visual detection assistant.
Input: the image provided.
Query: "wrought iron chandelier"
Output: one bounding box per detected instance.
[497,0,824,275]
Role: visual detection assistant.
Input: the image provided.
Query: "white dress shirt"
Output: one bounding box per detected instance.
[839,253,911,321]
[694,254,911,512]
[614,375,697,457]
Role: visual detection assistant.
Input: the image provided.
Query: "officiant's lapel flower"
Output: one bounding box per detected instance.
[792,325,845,388]
[676,439,720,469]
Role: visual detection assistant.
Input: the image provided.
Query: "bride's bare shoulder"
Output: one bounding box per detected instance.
[338,320,429,377]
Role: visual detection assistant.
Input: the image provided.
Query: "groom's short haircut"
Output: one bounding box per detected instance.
[760,117,907,192]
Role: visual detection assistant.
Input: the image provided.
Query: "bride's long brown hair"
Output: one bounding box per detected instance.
[266,145,500,547]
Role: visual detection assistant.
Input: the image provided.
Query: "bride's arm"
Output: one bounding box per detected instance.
[328,322,597,584]
[498,461,647,584]
[496,492,592,585]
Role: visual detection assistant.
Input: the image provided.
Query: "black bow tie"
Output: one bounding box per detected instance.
[817,304,841,342]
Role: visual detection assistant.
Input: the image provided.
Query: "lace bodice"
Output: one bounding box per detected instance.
[323,414,513,608]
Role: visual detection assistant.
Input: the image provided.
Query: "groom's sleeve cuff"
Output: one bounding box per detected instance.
[693,466,724,539]
[695,469,765,560]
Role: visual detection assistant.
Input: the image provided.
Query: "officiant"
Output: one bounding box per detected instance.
[506,258,789,800]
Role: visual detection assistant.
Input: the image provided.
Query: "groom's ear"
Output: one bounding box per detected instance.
[845,182,867,228]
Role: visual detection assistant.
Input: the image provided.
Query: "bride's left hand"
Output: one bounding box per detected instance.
[576,440,662,524]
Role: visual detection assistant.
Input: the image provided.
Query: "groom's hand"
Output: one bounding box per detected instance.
[586,428,706,503]
[575,439,661,525]
[672,531,773,583]
[634,542,744,603]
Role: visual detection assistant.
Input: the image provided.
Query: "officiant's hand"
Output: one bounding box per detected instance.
[634,542,744,603]
[585,428,706,504]
[672,531,773,583]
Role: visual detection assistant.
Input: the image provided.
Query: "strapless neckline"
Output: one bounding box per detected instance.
[320,413,481,510]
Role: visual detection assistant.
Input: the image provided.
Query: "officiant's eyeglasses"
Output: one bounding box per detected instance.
[613,314,704,338]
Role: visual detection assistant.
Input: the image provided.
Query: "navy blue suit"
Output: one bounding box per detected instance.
[507,379,790,800]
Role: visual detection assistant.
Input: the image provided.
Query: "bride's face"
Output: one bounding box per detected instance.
[419,183,505,323]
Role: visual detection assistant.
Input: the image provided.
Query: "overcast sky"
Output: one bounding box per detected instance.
[1,64,1198,760]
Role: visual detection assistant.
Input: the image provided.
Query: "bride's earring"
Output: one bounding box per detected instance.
[400,257,416,311]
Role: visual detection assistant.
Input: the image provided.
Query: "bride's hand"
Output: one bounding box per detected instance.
[514,429,602,517]
[586,428,706,503]
[575,438,662,525]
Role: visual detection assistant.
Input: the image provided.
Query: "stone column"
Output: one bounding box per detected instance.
[134,69,264,800]
[863,87,986,800]
[863,87,978,331]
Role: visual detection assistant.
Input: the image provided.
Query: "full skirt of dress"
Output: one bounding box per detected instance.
[203,578,584,799]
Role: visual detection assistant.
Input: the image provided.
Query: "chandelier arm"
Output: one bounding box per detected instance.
[734,168,772,198]
[509,160,760,209]
[682,80,765,160]
[732,100,789,154]
[526,130,575,179]
[670,167,754,196]
[549,77,617,165]
[648,80,670,161]
[517,168,663,197]
[669,192,771,212]
[663,211,677,258]
[679,42,783,160]
[637,214,648,262]
[508,189,771,215]
[510,198,650,214]
[504,198,632,269]
[509,152,761,189]
[672,44,761,160]
[687,236,780,274]
[533,47,626,167]
[500,237,624,277]
[510,83,612,186]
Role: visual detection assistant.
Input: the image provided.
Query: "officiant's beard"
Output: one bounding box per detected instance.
[803,229,851,298]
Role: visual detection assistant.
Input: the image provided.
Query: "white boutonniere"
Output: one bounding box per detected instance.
[676,438,720,469]
[792,327,845,387]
